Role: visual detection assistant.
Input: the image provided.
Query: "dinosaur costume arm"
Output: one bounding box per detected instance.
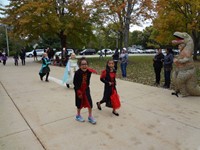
[177,57,192,63]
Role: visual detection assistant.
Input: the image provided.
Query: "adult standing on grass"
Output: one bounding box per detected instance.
[120,48,128,78]
[153,48,164,86]
[163,48,174,89]
[112,48,119,71]
[96,60,121,116]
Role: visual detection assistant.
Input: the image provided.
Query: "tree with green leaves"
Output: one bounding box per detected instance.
[0,0,94,49]
[153,0,200,59]
[92,0,154,50]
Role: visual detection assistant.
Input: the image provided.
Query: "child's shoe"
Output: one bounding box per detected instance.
[75,115,85,122]
[88,116,96,124]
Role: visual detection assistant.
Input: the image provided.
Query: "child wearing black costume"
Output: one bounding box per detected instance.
[96,60,121,116]
[73,57,97,124]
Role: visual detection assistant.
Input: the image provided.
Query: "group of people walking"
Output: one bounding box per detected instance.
[39,52,121,125]
[0,48,26,66]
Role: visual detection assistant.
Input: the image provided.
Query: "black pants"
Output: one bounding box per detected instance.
[114,61,118,71]
[3,60,6,65]
[154,67,162,84]
[15,60,18,66]
[21,59,25,65]
[39,72,49,80]
[164,69,172,88]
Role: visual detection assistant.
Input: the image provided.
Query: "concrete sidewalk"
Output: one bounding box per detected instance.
[0,58,200,150]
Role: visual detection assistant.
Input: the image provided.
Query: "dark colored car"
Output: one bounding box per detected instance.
[79,49,96,55]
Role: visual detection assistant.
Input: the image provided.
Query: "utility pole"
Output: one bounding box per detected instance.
[5,25,9,56]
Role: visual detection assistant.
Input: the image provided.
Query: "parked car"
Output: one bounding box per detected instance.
[173,49,180,55]
[128,48,143,54]
[79,49,96,55]
[55,49,74,58]
[97,49,113,55]
[26,49,45,57]
[144,49,156,54]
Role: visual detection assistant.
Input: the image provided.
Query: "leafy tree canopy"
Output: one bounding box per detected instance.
[0,0,95,49]
[153,0,200,58]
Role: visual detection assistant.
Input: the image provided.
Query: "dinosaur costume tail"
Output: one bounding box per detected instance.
[186,71,200,96]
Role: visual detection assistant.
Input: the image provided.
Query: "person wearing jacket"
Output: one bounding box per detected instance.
[163,48,174,88]
[153,49,164,86]
[112,48,119,71]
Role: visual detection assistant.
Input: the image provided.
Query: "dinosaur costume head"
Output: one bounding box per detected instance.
[172,32,194,52]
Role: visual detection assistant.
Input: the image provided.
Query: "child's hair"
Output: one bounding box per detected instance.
[78,57,89,67]
[106,60,115,72]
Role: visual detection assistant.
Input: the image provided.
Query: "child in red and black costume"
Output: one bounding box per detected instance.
[73,57,97,124]
[96,60,121,116]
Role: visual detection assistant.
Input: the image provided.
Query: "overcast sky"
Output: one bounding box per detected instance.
[0,0,150,31]
[0,0,9,5]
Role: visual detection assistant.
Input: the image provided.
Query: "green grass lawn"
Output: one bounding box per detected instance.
[87,55,200,88]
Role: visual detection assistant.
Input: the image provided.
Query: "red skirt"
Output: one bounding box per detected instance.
[110,89,121,109]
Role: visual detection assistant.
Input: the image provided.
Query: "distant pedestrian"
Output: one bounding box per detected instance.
[13,52,19,66]
[163,48,174,88]
[46,47,54,63]
[0,51,2,63]
[20,48,26,65]
[61,47,69,66]
[53,55,62,66]
[112,48,119,71]
[99,50,103,59]
[96,60,121,116]
[33,49,37,61]
[62,53,78,88]
[73,57,97,124]
[39,53,51,82]
[119,48,128,78]
[153,48,164,86]
[2,53,7,65]
[104,49,107,57]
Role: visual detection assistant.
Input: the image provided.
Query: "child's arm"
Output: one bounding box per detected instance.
[87,67,97,74]
[100,70,109,84]
[73,71,82,99]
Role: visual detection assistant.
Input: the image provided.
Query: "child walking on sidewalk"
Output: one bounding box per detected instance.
[73,57,97,124]
[96,60,121,116]
[62,53,78,88]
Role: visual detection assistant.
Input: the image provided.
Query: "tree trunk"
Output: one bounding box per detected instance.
[124,0,132,49]
[119,31,123,51]
[59,30,67,48]
[192,30,200,60]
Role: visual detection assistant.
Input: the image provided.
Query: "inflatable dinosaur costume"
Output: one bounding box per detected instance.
[172,31,200,97]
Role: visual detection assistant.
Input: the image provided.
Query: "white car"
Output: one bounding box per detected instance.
[55,49,74,58]
[26,49,45,57]
[97,49,113,55]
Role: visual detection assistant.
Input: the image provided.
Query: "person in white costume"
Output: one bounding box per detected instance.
[62,53,79,88]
